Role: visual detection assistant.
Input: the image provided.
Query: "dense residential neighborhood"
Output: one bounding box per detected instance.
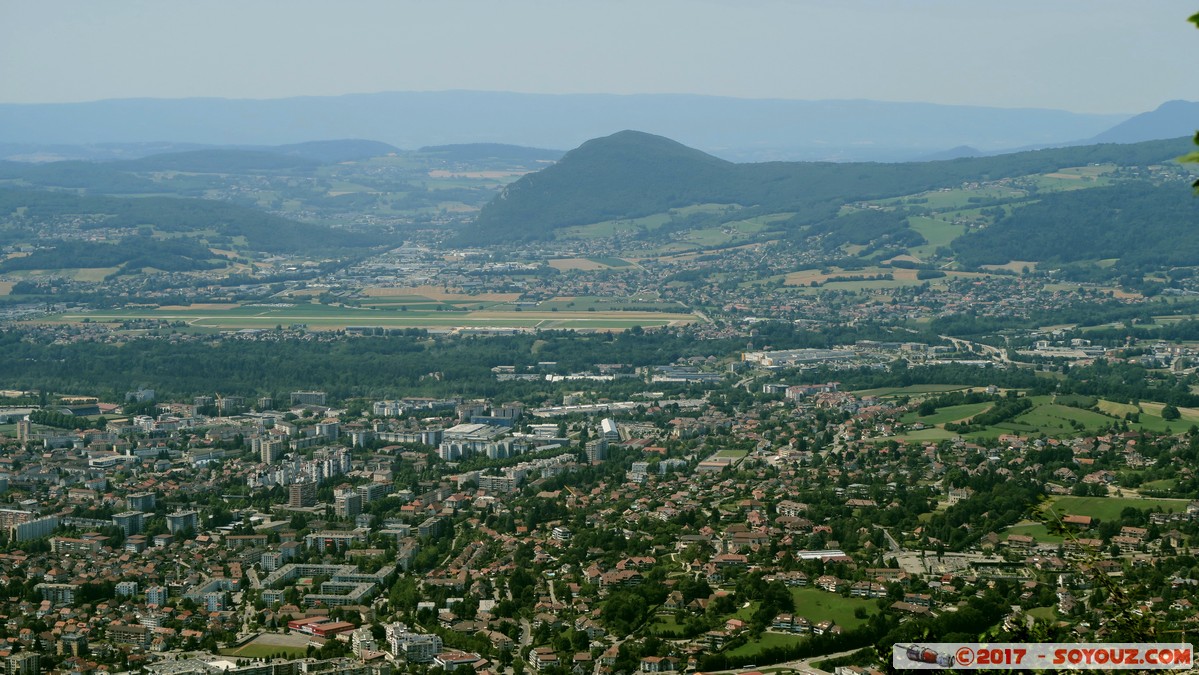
[3,355,1199,675]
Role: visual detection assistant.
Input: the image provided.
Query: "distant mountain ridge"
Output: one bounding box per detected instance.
[1087,100,1199,144]
[0,91,1137,162]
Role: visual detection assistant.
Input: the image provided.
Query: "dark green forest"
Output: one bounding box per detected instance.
[0,160,165,193]
[953,181,1199,268]
[0,322,930,400]
[0,235,225,274]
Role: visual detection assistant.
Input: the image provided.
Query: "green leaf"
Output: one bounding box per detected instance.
[1190,11,1199,28]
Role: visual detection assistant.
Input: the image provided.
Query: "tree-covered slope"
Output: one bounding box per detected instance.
[0,160,167,193]
[952,181,1199,269]
[0,235,225,275]
[462,131,1193,243]
[0,189,388,255]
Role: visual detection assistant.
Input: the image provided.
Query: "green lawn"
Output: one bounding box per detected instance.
[725,632,807,658]
[731,600,761,622]
[1004,522,1064,544]
[1044,496,1192,522]
[901,401,994,426]
[1141,479,1177,491]
[790,587,877,630]
[1025,606,1057,622]
[644,613,685,636]
[884,428,958,442]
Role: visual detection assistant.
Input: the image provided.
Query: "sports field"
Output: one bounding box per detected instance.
[219,632,310,659]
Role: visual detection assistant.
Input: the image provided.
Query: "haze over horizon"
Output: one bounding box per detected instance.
[3,0,1197,115]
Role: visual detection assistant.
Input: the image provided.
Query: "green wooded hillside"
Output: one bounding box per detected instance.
[463,131,1193,244]
[953,181,1199,269]
[0,189,389,255]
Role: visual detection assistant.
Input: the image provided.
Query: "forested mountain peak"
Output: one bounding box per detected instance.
[565,130,732,167]
[462,131,739,243]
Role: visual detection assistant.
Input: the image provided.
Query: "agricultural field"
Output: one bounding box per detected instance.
[677,218,773,248]
[1011,397,1198,436]
[41,300,700,332]
[869,185,1025,211]
[361,285,520,303]
[587,256,633,267]
[882,392,1199,443]
[900,401,994,426]
[548,258,624,271]
[784,266,993,294]
[907,216,965,259]
[852,384,970,398]
[1023,165,1115,192]
[533,296,686,313]
[557,217,664,239]
[980,260,1039,273]
[556,204,745,244]
[5,267,123,282]
[998,402,1114,434]
[1129,402,1199,432]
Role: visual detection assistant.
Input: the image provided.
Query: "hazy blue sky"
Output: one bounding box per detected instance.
[2,0,1195,113]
